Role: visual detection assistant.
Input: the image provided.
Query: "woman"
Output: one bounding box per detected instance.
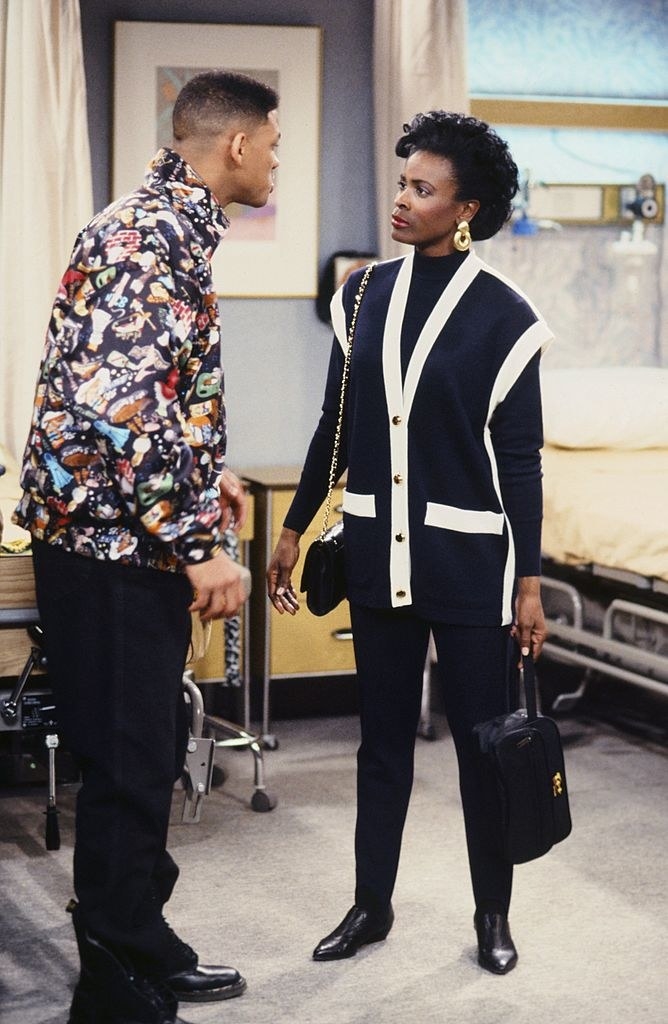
[267,111,551,974]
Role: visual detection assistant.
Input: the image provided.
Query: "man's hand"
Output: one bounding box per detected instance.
[511,575,547,660]
[219,468,248,533]
[186,552,250,621]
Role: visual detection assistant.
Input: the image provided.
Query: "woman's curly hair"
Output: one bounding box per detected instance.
[395,111,519,240]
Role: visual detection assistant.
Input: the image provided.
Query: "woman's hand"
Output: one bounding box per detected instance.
[511,575,547,660]
[267,527,301,615]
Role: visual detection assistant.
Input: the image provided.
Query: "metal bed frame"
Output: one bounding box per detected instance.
[539,558,668,713]
[417,559,668,737]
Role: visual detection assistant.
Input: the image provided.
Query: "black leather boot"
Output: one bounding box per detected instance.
[313,904,394,961]
[134,912,247,1003]
[161,961,246,1003]
[69,899,246,1007]
[68,902,187,1024]
[474,910,518,975]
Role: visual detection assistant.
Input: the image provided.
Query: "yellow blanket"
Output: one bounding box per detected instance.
[541,445,668,582]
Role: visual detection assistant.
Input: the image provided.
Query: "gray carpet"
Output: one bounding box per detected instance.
[1,711,666,1024]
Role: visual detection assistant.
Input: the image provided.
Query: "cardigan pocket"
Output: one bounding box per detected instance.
[342,490,379,589]
[342,489,376,518]
[424,501,504,535]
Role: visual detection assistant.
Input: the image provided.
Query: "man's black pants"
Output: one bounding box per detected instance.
[350,604,514,916]
[32,540,192,958]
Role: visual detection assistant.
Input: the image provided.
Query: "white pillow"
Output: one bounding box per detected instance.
[541,367,668,450]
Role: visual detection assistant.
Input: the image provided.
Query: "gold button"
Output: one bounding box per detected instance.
[392,415,402,425]
[395,533,405,542]
[396,589,406,598]
[393,473,403,484]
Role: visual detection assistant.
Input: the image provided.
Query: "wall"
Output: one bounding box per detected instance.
[468,0,668,367]
[468,0,667,100]
[478,226,664,368]
[79,0,376,471]
[79,0,667,469]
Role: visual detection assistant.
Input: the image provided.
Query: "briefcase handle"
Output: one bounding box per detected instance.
[520,651,539,722]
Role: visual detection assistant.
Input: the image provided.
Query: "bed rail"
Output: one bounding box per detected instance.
[541,575,668,709]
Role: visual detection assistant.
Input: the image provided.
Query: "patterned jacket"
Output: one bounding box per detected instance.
[14,148,229,571]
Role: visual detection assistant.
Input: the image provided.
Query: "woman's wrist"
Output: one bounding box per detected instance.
[517,575,541,594]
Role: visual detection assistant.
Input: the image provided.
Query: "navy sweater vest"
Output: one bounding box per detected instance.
[286,249,553,626]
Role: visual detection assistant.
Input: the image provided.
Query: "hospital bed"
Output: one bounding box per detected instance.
[538,366,668,713]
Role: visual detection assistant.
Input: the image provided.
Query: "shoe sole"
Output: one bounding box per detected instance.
[171,977,247,1003]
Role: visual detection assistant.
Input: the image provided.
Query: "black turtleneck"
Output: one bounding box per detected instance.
[400,249,469,381]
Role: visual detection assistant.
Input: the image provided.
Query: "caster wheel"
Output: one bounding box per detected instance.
[262,734,279,751]
[211,764,227,788]
[251,789,277,812]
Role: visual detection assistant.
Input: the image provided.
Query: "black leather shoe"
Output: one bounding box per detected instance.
[164,963,247,1003]
[474,910,518,974]
[67,928,184,1024]
[313,904,394,961]
[68,900,194,1022]
[129,908,247,1003]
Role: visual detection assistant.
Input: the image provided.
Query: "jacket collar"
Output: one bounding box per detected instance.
[145,147,230,257]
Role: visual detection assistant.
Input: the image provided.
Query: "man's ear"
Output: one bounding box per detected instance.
[229,130,246,167]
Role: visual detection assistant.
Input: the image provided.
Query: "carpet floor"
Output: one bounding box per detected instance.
[0,710,666,1024]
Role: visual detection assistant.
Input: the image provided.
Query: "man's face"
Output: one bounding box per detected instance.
[236,109,280,208]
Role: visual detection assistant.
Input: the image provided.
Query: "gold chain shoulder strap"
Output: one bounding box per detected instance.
[320,262,375,538]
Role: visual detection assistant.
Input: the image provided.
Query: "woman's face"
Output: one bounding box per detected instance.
[391,150,479,257]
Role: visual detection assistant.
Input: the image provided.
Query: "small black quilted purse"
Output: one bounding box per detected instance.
[300,263,374,616]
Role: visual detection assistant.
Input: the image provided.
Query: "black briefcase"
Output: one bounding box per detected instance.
[473,653,572,865]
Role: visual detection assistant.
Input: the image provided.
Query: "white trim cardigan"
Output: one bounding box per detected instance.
[286,249,553,626]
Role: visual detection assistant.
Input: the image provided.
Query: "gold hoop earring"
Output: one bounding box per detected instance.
[453,220,471,252]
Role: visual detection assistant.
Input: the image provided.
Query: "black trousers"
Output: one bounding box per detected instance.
[32,540,192,958]
[350,604,514,916]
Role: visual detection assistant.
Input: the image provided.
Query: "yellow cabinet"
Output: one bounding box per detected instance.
[0,552,44,682]
[241,467,355,739]
[185,494,255,730]
[188,494,254,686]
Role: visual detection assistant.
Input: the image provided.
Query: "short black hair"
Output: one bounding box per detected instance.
[173,70,279,142]
[395,111,518,240]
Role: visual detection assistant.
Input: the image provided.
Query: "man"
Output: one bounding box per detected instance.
[14,71,280,1024]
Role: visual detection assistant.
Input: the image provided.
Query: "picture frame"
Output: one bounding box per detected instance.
[113,22,321,297]
[315,250,378,324]
[333,254,378,290]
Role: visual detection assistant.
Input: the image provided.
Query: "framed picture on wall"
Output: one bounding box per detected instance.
[113,22,321,298]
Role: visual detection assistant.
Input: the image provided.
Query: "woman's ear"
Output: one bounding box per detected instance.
[463,199,481,222]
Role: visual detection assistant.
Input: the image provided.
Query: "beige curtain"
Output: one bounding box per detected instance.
[373,0,469,259]
[0,0,92,460]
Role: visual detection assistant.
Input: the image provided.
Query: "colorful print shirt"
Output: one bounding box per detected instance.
[14,148,230,571]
